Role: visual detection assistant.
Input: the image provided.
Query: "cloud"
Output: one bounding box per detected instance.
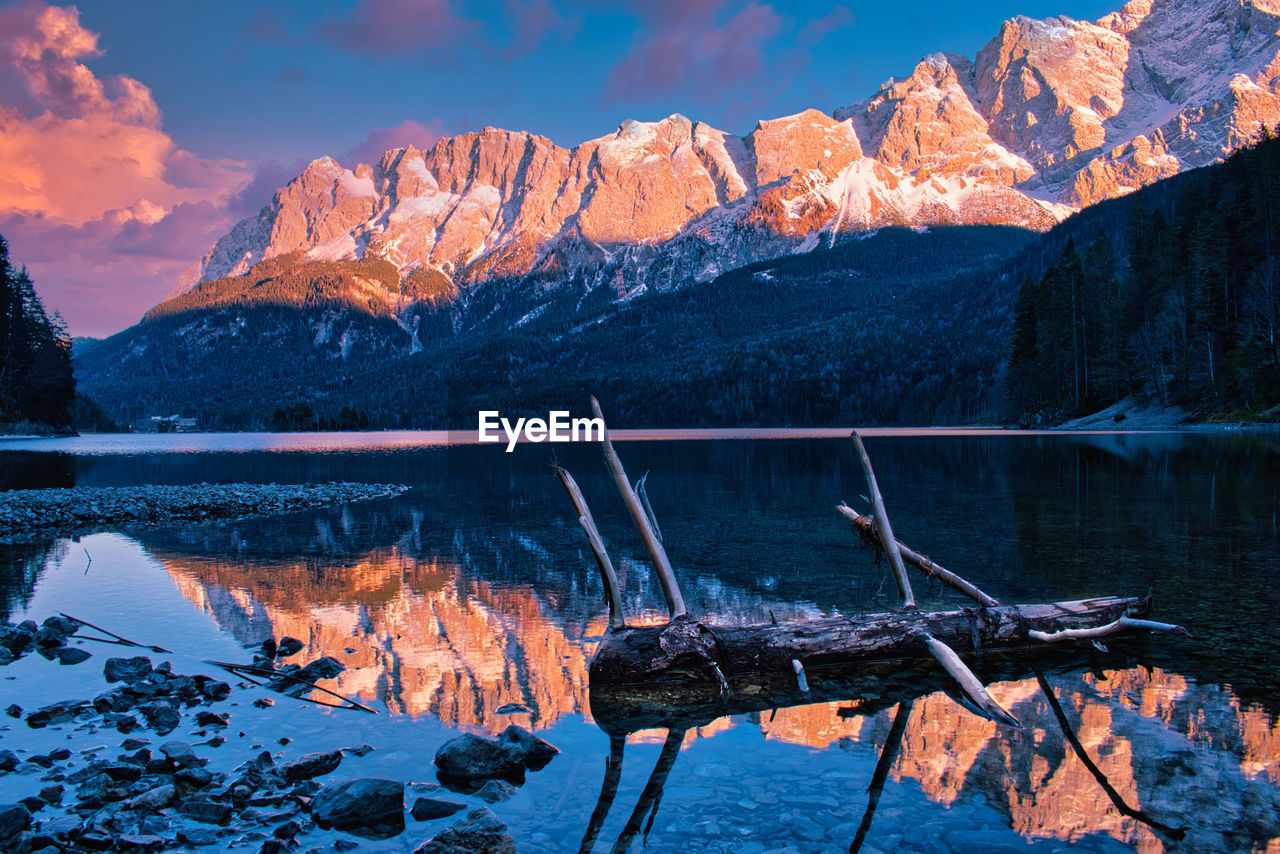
[796,6,855,47]
[342,118,443,167]
[502,0,578,59]
[600,1,782,108]
[316,0,479,57]
[0,1,250,336]
[240,7,288,45]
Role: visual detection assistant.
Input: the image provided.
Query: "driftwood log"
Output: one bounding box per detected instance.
[561,406,1184,730]
[588,597,1148,703]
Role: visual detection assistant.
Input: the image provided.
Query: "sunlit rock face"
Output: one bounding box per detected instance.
[171,0,1280,317]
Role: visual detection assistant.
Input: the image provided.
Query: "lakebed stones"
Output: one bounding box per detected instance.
[433,725,559,782]
[281,750,343,782]
[311,777,404,828]
[104,656,153,683]
[410,797,466,821]
[414,807,516,854]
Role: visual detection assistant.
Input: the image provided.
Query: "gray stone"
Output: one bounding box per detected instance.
[0,803,31,839]
[410,797,466,821]
[498,724,559,770]
[126,783,174,811]
[104,656,153,683]
[413,807,516,854]
[433,733,523,780]
[311,777,403,827]
[281,750,342,782]
[276,637,304,657]
[474,779,517,804]
[181,799,233,825]
[159,741,197,767]
[177,827,221,845]
[140,701,180,733]
[116,833,167,851]
[53,647,91,665]
[0,750,17,772]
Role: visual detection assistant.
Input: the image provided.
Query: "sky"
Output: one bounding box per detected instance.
[0,0,1123,338]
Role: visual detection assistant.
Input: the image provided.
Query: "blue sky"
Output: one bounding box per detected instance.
[0,0,1124,336]
[76,0,1121,160]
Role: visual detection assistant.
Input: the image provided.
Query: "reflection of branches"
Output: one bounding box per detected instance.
[1034,671,1187,841]
[610,729,687,854]
[578,735,625,854]
[850,700,913,854]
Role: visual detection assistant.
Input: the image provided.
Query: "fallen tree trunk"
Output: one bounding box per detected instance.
[589,596,1147,695]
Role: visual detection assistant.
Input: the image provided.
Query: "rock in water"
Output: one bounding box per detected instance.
[104,656,153,683]
[53,647,92,665]
[494,703,532,715]
[276,637,304,657]
[282,750,343,782]
[474,779,517,804]
[498,725,559,770]
[410,797,466,821]
[433,733,524,780]
[159,741,198,767]
[311,777,404,827]
[414,807,516,854]
[0,803,31,839]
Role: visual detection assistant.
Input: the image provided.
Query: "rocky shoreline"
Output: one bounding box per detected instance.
[0,483,409,541]
[0,616,543,853]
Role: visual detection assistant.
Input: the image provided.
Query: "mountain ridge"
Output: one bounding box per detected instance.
[165,0,1280,315]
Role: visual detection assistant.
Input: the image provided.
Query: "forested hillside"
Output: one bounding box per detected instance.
[0,236,75,432]
[1006,132,1280,424]
[77,227,1036,429]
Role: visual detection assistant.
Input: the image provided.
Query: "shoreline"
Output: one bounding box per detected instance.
[0,483,409,542]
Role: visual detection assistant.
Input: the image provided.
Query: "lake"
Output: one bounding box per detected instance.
[1,430,1278,853]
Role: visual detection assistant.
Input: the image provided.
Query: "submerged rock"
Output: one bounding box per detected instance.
[311,777,404,827]
[498,725,559,770]
[0,803,31,839]
[433,734,524,780]
[282,750,343,782]
[104,656,153,684]
[411,797,466,821]
[474,779,518,804]
[414,807,516,854]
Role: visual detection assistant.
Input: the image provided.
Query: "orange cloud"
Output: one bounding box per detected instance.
[0,0,247,226]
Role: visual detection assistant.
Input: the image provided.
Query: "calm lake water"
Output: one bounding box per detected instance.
[1,430,1278,853]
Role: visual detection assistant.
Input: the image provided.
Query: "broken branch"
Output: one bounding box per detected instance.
[837,504,999,608]
[555,465,627,629]
[851,432,915,609]
[591,397,687,619]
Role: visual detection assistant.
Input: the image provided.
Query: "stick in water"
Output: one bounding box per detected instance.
[555,465,627,629]
[919,631,1019,727]
[591,397,687,619]
[851,432,916,609]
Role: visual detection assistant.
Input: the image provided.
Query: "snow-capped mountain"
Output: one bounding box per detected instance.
[174,0,1280,304]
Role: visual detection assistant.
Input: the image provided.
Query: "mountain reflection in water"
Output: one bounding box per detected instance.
[2,431,1279,852]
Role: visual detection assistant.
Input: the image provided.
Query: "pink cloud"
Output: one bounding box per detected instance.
[342,118,444,167]
[601,1,782,107]
[0,1,250,337]
[316,0,479,56]
[502,0,578,59]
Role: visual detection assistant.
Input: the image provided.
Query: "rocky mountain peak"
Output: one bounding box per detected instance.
[172,0,1280,312]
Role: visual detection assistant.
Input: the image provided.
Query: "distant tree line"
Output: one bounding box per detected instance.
[0,235,75,431]
[1007,131,1280,423]
[270,403,371,432]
